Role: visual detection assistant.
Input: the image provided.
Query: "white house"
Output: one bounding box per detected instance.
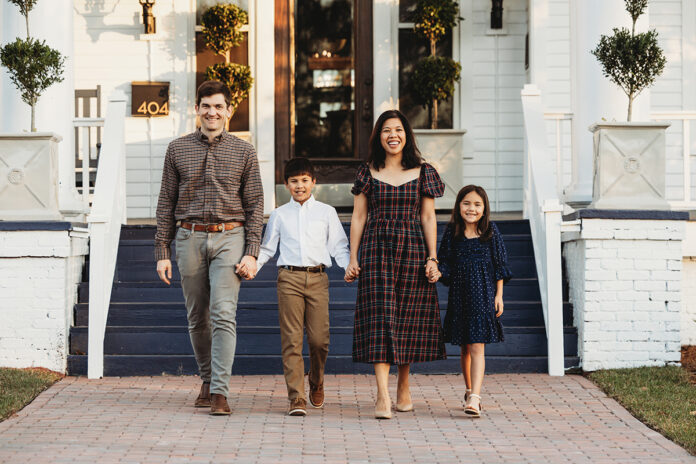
[0,0,694,375]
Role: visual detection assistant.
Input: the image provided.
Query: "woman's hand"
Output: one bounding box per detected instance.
[345,259,361,282]
[425,260,440,283]
[494,294,504,317]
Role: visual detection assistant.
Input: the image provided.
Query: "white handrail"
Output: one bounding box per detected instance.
[543,113,573,199]
[651,111,696,209]
[86,91,127,379]
[521,84,565,376]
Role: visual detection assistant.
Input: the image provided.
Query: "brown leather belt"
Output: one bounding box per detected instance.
[281,265,326,273]
[180,221,244,232]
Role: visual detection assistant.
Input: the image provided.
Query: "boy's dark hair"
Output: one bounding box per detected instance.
[367,109,422,170]
[196,80,232,107]
[284,157,316,182]
[451,185,493,241]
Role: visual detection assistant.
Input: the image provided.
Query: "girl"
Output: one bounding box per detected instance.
[436,185,511,417]
[345,110,445,419]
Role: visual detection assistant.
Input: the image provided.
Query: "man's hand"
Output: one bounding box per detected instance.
[235,255,257,280]
[157,259,172,285]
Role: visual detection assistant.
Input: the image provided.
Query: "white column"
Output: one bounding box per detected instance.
[1,0,82,216]
[373,0,398,116]
[253,0,276,213]
[566,0,650,207]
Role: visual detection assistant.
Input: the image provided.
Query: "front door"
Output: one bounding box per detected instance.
[275,0,373,186]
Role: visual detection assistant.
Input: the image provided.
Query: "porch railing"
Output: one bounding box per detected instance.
[521,84,565,376]
[73,117,104,209]
[543,112,573,199]
[86,91,127,379]
[651,111,696,210]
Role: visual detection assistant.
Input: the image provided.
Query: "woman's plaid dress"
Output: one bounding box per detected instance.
[351,163,446,364]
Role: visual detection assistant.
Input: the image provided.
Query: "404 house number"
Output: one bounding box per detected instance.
[136,100,168,116]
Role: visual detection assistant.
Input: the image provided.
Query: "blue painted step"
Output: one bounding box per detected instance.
[68,220,579,376]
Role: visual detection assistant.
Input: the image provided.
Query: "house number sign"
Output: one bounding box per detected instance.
[131,81,170,117]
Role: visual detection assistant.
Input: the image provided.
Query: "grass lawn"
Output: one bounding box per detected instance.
[0,368,62,422]
[588,365,696,455]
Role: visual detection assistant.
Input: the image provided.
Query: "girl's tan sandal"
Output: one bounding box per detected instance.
[464,393,482,418]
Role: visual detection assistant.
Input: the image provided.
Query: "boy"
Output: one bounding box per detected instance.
[257,157,349,416]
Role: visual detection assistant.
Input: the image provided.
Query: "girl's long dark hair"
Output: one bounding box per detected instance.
[367,110,422,170]
[451,185,492,241]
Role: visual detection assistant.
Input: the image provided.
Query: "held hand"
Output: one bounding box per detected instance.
[425,260,440,283]
[344,259,361,282]
[495,294,504,317]
[236,255,258,280]
[157,259,172,285]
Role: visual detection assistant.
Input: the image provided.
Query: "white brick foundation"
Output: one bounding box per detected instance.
[0,225,88,372]
[562,217,685,371]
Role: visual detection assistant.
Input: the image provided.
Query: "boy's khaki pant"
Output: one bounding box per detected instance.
[276,267,330,401]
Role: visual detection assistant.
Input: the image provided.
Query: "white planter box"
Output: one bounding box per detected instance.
[414,129,467,210]
[589,122,670,210]
[0,133,63,220]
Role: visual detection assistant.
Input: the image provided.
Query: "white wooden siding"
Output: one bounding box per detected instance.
[73,0,195,219]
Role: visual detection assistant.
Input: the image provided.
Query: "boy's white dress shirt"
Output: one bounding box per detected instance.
[257,195,350,271]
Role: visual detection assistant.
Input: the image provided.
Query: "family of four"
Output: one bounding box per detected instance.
[155,81,512,420]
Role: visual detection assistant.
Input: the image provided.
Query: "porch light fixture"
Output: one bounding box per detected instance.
[491,0,503,29]
[139,0,156,34]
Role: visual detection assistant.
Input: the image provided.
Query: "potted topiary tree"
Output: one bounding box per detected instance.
[408,0,465,209]
[201,3,253,120]
[587,0,670,210]
[0,0,65,132]
[0,0,68,220]
[409,0,462,130]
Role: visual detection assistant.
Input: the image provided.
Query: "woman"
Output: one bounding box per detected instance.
[345,110,445,419]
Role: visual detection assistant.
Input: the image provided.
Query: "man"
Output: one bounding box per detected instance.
[155,80,263,415]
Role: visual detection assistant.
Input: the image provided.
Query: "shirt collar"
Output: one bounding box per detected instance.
[290,195,316,209]
[195,128,226,145]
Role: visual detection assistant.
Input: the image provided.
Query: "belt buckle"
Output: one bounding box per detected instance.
[217,223,223,232]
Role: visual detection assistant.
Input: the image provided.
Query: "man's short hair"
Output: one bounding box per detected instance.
[284,157,316,182]
[196,80,232,107]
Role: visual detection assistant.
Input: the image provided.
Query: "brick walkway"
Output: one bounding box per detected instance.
[0,374,692,463]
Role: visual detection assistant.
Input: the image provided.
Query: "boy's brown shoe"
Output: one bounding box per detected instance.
[288,398,307,416]
[309,382,324,408]
[209,393,231,415]
[194,382,211,408]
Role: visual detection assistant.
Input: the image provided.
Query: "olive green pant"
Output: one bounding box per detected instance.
[276,267,330,401]
[175,226,244,398]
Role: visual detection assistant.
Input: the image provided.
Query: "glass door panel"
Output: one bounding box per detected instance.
[294,0,355,158]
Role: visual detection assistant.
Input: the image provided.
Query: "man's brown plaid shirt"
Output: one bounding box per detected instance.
[155,129,264,261]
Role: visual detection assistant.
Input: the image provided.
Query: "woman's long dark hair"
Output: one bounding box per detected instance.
[451,185,492,241]
[367,110,422,170]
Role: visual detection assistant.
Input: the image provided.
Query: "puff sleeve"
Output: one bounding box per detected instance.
[490,222,513,284]
[437,223,454,286]
[420,163,445,198]
[351,163,372,196]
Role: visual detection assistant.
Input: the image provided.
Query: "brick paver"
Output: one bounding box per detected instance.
[0,374,692,463]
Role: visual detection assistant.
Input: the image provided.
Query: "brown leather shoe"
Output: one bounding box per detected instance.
[287,398,307,416]
[194,382,211,408]
[209,393,231,415]
[309,382,324,408]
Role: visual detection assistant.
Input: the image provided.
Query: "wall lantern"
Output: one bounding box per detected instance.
[139,0,156,34]
[491,0,503,29]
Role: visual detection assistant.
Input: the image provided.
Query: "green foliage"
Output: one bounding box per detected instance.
[0,37,65,109]
[591,0,666,120]
[7,0,38,18]
[205,62,253,112]
[412,0,460,46]
[201,3,248,56]
[410,56,461,109]
[0,368,62,422]
[592,28,665,98]
[589,366,696,455]
[624,0,648,24]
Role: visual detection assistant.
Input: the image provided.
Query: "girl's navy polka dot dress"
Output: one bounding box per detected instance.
[438,222,512,345]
